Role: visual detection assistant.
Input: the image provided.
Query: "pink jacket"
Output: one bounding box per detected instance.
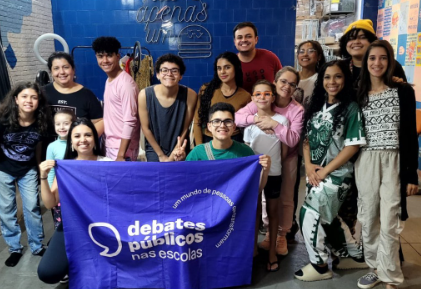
[235,99,304,157]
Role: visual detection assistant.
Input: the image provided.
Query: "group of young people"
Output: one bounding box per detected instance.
[0,20,417,289]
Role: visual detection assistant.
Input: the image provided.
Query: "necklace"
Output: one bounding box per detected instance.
[221,86,238,98]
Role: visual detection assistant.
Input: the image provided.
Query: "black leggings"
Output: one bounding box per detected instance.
[292,155,303,223]
[37,223,68,284]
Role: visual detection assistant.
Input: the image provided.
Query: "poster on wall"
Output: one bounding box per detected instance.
[418,1,421,32]
[383,6,393,37]
[377,9,384,38]
[408,0,419,34]
[417,33,421,66]
[397,34,408,65]
[390,37,398,58]
[406,33,417,66]
[398,1,409,35]
[414,67,421,104]
[391,4,399,37]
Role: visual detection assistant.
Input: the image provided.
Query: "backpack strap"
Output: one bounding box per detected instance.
[204,142,215,160]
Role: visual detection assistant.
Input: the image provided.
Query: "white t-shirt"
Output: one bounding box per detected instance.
[299,73,318,107]
[243,113,289,176]
[97,156,113,161]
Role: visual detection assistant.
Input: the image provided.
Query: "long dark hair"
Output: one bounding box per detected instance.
[357,40,397,107]
[64,118,101,159]
[198,52,243,126]
[297,40,326,72]
[0,82,51,135]
[304,60,354,134]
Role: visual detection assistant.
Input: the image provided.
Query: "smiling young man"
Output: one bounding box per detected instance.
[186,102,271,262]
[138,54,197,162]
[187,103,255,161]
[233,22,282,93]
[92,36,140,161]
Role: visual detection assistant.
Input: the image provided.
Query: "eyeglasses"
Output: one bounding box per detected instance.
[298,48,316,55]
[252,91,273,99]
[160,68,180,75]
[209,119,234,127]
[278,79,297,90]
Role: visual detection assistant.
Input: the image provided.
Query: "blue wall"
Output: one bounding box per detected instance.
[51,0,297,100]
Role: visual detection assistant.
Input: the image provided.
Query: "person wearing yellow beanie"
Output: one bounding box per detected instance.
[344,19,376,35]
[339,19,407,85]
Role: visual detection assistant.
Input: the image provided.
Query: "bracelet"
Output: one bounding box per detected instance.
[40,177,48,180]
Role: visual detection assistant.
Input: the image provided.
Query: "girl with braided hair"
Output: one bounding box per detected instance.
[193,52,250,145]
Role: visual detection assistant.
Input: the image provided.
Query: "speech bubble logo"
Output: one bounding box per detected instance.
[88,222,122,257]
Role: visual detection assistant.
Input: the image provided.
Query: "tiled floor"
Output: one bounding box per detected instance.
[1,176,420,289]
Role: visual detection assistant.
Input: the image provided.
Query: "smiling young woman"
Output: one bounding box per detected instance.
[193,52,250,145]
[296,60,366,282]
[355,41,418,289]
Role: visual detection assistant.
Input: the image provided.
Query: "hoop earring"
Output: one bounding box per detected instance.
[71,145,74,152]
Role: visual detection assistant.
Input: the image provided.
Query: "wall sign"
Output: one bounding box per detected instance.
[136,0,212,58]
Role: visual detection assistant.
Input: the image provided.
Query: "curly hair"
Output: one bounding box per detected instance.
[0,82,51,135]
[64,118,102,160]
[47,52,75,71]
[92,36,121,55]
[297,40,326,72]
[339,28,377,59]
[155,54,186,75]
[357,40,398,107]
[304,60,355,135]
[198,52,243,126]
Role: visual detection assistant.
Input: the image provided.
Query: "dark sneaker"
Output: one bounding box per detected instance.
[60,275,69,284]
[259,222,267,235]
[334,257,369,270]
[357,272,381,289]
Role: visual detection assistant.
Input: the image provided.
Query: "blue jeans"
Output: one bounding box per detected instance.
[0,168,44,254]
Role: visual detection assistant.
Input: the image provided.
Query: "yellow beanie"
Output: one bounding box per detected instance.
[344,19,375,35]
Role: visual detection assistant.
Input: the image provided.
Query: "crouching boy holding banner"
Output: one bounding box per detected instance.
[186,102,271,268]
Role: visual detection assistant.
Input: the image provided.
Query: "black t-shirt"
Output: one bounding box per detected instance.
[44,83,103,119]
[0,122,43,176]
